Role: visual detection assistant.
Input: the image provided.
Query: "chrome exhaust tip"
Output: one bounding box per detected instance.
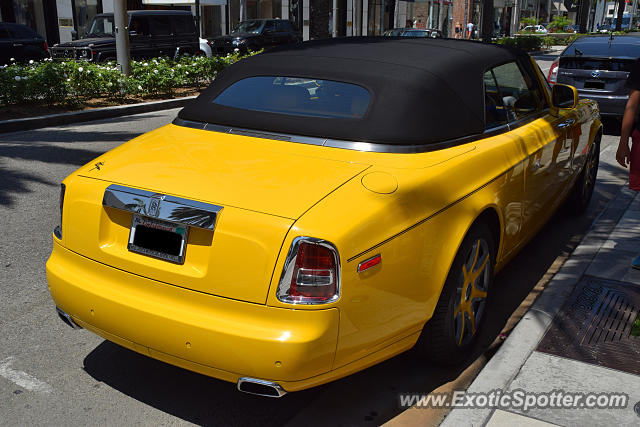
[237,377,287,398]
[56,307,82,329]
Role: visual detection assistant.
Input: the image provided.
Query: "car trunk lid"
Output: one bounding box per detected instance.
[558,56,633,95]
[66,124,369,304]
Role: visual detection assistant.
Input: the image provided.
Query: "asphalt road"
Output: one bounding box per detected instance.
[0,55,631,426]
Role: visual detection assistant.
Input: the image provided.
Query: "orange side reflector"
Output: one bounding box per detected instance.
[357,254,381,273]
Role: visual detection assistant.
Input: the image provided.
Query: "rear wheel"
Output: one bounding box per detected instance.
[419,223,495,365]
[568,134,600,215]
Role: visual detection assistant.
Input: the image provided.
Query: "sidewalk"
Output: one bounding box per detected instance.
[441,186,640,426]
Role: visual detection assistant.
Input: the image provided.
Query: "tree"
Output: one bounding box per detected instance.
[577,0,591,33]
[481,0,494,42]
[615,0,625,31]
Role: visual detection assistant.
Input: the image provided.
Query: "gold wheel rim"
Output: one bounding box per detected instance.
[453,238,490,347]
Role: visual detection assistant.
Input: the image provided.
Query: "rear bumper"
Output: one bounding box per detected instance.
[578,92,627,117]
[46,241,339,390]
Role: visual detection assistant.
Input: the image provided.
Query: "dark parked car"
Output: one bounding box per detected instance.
[548,35,640,117]
[50,10,198,62]
[0,22,49,65]
[383,28,442,38]
[211,19,300,54]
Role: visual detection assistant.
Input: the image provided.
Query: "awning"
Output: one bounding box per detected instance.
[142,0,227,5]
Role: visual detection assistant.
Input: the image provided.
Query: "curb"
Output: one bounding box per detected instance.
[0,95,197,134]
[440,185,638,427]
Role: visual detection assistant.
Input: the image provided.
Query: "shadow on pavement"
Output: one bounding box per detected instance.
[0,145,104,166]
[0,164,56,207]
[0,112,170,143]
[0,144,104,206]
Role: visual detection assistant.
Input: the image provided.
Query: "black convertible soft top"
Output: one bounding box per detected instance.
[178,37,528,145]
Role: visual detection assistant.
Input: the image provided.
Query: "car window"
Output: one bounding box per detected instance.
[564,38,640,58]
[276,20,289,32]
[518,58,549,110]
[212,76,371,119]
[402,30,428,37]
[264,21,276,32]
[148,15,172,36]
[129,16,149,36]
[491,61,542,122]
[173,15,195,35]
[233,21,263,34]
[484,70,508,129]
[8,24,38,39]
[0,26,10,40]
[88,15,115,37]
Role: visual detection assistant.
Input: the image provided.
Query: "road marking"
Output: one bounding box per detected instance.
[0,357,53,393]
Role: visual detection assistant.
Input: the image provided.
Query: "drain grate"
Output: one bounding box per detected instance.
[538,276,640,376]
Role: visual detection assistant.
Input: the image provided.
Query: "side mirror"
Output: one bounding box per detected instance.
[552,83,578,109]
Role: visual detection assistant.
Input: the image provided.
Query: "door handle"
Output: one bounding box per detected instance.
[558,119,575,129]
[13,43,23,47]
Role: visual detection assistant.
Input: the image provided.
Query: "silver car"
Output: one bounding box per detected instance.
[548,35,640,117]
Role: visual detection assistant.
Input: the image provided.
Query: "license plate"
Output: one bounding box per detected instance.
[128,214,188,264]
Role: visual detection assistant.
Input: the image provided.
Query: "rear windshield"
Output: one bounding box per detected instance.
[212,77,371,119]
[563,38,640,58]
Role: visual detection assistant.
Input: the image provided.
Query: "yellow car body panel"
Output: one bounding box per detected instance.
[47,242,340,383]
[47,54,602,392]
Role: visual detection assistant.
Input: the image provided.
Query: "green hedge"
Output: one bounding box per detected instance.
[0,51,257,108]
[496,35,544,51]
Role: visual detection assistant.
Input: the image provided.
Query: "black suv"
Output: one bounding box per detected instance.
[0,23,49,65]
[50,10,198,62]
[211,19,300,55]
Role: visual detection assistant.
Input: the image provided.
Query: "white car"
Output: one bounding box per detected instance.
[523,25,548,34]
[199,37,212,57]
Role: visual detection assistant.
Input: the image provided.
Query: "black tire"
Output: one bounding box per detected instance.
[418,223,496,365]
[568,133,600,215]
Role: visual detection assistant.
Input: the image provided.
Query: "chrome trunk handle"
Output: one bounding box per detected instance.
[102,184,223,230]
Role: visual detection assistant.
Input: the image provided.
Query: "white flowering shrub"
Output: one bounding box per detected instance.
[0,51,255,107]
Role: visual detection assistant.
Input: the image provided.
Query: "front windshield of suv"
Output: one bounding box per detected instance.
[87,16,115,37]
[232,21,264,34]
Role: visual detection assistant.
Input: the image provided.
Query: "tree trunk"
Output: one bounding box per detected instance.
[481,0,493,42]
[578,0,590,33]
[615,0,625,31]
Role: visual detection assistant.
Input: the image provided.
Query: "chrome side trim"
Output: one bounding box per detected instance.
[277,236,341,305]
[172,118,508,154]
[56,307,82,329]
[237,377,287,398]
[102,184,223,230]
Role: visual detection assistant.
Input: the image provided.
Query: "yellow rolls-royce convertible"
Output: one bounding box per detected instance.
[46,38,601,397]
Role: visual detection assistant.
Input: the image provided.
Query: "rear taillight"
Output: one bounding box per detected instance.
[43,41,48,52]
[54,183,65,239]
[548,59,559,84]
[277,237,340,304]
